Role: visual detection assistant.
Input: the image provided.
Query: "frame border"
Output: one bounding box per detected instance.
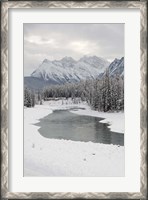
[1,1,147,199]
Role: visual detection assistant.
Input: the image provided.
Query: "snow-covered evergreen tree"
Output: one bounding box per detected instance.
[24,87,35,107]
[42,73,124,112]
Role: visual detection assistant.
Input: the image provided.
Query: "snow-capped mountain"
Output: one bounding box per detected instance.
[24,56,124,91]
[31,56,110,84]
[99,57,124,78]
[108,57,124,77]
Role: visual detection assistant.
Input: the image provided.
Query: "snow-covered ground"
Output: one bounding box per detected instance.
[24,99,124,177]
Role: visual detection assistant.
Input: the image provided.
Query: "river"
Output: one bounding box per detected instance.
[35,109,124,146]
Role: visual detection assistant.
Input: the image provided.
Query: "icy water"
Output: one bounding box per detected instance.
[36,109,124,146]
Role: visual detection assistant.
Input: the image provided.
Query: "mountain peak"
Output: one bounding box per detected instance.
[80,55,109,62]
[31,55,111,84]
[42,59,50,63]
[79,55,94,61]
[61,56,76,62]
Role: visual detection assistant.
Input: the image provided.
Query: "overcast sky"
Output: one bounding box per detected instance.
[24,23,124,76]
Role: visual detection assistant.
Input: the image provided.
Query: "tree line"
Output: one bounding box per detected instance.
[24,70,124,112]
[24,87,35,107]
[43,70,124,112]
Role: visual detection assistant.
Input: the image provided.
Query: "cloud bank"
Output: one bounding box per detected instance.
[24,23,124,76]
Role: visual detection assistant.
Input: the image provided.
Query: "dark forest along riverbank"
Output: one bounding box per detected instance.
[35,109,124,146]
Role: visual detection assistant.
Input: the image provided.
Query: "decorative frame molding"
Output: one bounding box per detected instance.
[1,1,147,199]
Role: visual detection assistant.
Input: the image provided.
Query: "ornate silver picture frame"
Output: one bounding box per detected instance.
[1,1,147,199]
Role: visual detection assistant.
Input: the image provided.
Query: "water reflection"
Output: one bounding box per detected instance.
[35,110,124,146]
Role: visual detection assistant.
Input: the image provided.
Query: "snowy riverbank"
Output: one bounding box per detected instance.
[44,99,124,134]
[24,100,124,176]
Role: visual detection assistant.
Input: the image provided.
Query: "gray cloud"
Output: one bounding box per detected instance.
[24,23,124,76]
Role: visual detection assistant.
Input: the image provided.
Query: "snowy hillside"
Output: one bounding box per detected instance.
[31,56,110,84]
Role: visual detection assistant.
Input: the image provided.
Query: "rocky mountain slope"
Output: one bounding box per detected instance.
[98,57,124,78]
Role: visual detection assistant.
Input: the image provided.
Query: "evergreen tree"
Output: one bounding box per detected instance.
[42,73,124,112]
[24,87,35,107]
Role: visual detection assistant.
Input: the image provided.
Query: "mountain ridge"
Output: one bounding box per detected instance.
[24,56,124,91]
[31,56,110,83]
